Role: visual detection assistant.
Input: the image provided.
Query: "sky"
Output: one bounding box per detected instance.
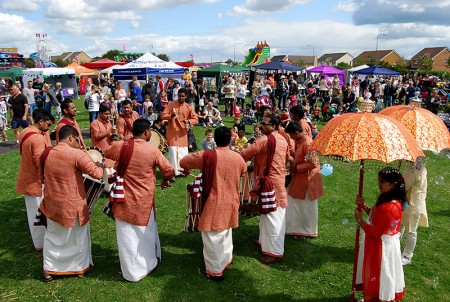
[0,0,449,63]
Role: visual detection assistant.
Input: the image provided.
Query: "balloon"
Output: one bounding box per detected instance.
[321,163,333,176]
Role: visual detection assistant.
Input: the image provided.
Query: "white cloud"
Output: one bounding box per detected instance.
[0,13,41,54]
[334,0,358,13]
[1,0,40,12]
[227,0,310,16]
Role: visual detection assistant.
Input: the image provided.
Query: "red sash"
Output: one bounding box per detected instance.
[258,133,277,214]
[19,131,39,154]
[109,139,135,203]
[34,146,53,227]
[120,114,134,134]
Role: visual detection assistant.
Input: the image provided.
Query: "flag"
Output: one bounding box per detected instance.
[190,53,194,59]
[123,42,126,52]
[36,33,40,38]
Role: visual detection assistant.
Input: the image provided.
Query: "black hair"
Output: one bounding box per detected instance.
[132,118,151,136]
[59,125,79,140]
[33,109,55,124]
[214,126,231,147]
[61,99,73,114]
[263,113,281,129]
[376,167,408,207]
[122,99,133,107]
[99,103,111,113]
[289,105,305,119]
[205,129,213,135]
[178,88,187,95]
[284,121,303,134]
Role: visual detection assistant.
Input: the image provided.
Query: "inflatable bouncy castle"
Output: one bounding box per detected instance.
[241,41,271,66]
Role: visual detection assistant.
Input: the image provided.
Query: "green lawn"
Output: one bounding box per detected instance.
[0,98,448,301]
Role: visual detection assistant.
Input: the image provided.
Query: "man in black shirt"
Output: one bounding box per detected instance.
[8,85,29,147]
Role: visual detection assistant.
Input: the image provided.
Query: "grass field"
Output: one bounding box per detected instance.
[0,98,449,302]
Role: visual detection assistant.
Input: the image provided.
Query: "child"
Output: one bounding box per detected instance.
[0,112,7,141]
[323,102,330,122]
[211,92,219,109]
[143,95,154,119]
[144,106,158,125]
[313,106,321,121]
[160,91,168,109]
[242,104,257,125]
[247,123,262,145]
[233,101,241,118]
[229,127,238,150]
[235,129,248,151]
[355,168,407,302]
[201,129,217,150]
[289,93,298,109]
[233,117,246,133]
[311,123,319,139]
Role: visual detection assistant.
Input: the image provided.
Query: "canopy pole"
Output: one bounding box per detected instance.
[350,160,364,302]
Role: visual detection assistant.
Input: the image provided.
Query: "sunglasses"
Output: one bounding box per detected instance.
[261,122,272,126]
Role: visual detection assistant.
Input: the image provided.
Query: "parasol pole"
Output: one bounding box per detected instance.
[350,159,365,302]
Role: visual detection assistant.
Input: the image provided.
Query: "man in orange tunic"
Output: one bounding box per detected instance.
[284,121,324,240]
[241,114,290,264]
[180,127,247,281]
[90,103,116,151]
[105,119,174,282]
[40,125,104,282]
[55,100,86,149]
[160,88,198,178]
[289,105,312,139]
[116,99,139,140]
[16,109,54,250]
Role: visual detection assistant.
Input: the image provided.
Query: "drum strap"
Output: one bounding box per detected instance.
[120,114,134,134]
[258,133,277,215]
[40,146,53,179]
[200,150,217,214]
[109,139,134,204]
[19,131,39,154]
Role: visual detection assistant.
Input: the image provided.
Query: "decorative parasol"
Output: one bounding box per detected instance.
[309,112,424,302]
[379,103,450,153]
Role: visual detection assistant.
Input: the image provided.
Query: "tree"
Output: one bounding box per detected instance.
[24,58,36,68]
[156,53,170,61]
[101,49,121,61]
[336,62,351,70]
[353,57,366,67]
[392,57,409,74]
[51,58,66,67]
[418,56,433,72]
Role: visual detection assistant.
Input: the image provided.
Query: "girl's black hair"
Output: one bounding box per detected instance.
[376,167,408,208]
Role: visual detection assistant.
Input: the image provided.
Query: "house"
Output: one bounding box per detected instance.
[352,50,402,66]
[271,55,317,67]
[318,52,354,67]
[409,47,450,72]
[50,51,92,64]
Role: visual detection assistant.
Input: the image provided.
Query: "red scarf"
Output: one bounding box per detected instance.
[109,139,134,203]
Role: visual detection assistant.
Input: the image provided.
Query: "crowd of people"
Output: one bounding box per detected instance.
[2,66,444,301]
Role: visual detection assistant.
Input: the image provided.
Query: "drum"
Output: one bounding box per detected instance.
[185,183,201,232]
[239,165,259,216]
[83,147,106,216]
[148,130,168,153]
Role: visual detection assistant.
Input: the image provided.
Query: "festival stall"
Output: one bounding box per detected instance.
[66,62,99,76]
[307,64,346,87]
[112,52,184,82]
[0,67,23,82]
[81,58,126,70]
[197,64,250,93]
[251,60,304,75]
[99,64,123,78]
[355,65,400,76]
[22,68,78,98]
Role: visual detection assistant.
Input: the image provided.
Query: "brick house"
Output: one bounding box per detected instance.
[318,52,354,67]
[409,47,450,72]
[50,51,92,64]
[352,50,402,66]
[271,55,317,67]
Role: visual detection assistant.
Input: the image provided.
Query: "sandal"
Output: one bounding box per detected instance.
[43,273,53,282]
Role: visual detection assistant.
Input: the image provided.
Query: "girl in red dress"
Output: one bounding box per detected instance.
[355,168,407,302]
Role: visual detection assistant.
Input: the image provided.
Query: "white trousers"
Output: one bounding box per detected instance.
[43,217,92,275]
[24,195,46,250]
[285,192,318,237]
[168,146,188,176]
[259,207,286,257]
[116,209,161,282]
[202,229,233,276]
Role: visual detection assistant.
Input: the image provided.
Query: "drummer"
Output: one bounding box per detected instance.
[90,103,117,151]
[55,100,86,149]
[180,126,246,281]
[117,99,139,140]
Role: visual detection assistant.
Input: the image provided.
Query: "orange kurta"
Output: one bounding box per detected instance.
[104,139,175,226]
[288,136,324,201]
[160,101,198,146]
[278,126,295,156]
[40,142,104,228]
[241,131,290,207]
[55,118,86,149]
[90,118,112,151]
[300,119,312,139]
[16,125,52,196]
[180,147,247,232]
[117,112,139,140]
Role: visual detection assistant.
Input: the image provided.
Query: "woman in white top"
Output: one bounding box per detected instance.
[114,82,127,113]
[88,85,103,123]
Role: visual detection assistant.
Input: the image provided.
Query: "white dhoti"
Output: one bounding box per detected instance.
[168,146,189,176]
[202,229,233,276]
[24,195,46,250]
[285,192,318,237]
[43,217,93,275]
[116,209,161,282]
[259,206,286,257]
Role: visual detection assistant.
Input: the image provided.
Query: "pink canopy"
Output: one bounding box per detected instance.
[307,64,346,87]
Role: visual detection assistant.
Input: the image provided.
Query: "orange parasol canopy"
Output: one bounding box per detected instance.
[310,112,424,163]
[379,106,450,153]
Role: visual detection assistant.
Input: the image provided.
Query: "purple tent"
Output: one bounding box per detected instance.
[307,64,346,87]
